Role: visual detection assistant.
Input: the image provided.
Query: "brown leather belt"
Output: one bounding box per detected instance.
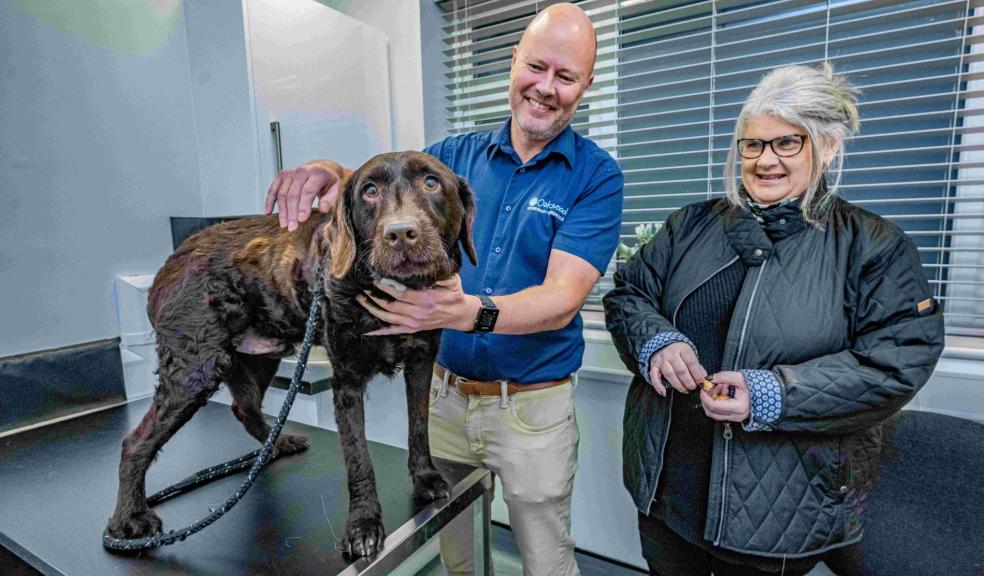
[433,364,570,396]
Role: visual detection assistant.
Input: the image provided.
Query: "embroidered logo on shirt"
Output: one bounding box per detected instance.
[526,197,568,221]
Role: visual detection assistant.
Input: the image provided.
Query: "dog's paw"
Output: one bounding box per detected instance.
[276,433,310,455]
[412,468,451,502]
[105,509,163,540]
[343,515,386,558]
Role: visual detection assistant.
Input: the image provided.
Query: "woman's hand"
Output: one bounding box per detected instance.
[648,342,707,397]
[700,371,751,422]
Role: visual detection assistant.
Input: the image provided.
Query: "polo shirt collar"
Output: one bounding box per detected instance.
[485,119,575,167]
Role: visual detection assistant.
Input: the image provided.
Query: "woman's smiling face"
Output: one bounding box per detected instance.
[740,114,814,205]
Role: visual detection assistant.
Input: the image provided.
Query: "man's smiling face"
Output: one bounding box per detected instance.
[507,13,594,147]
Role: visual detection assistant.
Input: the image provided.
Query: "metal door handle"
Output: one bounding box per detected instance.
[270,121,283,173]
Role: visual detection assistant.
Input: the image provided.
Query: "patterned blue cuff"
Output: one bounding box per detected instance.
[741,369,782,432]
[638,332,698,386]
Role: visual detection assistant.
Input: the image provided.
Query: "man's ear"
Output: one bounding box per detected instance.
[327,177,357,279]
[456,176,478,267]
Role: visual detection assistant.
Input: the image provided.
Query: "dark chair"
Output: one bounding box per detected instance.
[826,409,984,576]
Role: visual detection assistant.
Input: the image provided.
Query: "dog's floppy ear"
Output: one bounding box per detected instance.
[456,175,478,266]
[327,177,357,279]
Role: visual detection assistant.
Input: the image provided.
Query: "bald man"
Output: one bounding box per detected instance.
[266,4,623,574]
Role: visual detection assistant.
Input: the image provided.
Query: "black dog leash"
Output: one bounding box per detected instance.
[103,265,325,552]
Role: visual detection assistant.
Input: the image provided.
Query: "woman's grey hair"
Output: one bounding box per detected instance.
[723,63,861,225]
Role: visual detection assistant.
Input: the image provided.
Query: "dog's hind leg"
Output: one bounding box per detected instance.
[105,349,224,540]
[225,352,309,454]
[331,371,386,558]
[404,359,450,503]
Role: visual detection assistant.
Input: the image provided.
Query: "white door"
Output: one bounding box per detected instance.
[245,0,393,198]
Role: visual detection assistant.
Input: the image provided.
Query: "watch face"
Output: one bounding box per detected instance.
[477,307,498,332]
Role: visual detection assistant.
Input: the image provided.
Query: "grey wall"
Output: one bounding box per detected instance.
[420,0,451,147]
[319,0,427,151]
[0,0,430,360]
[0,0,202,357]
[183,0,262,216]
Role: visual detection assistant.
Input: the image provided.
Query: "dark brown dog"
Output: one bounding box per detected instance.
[105,151,477,557]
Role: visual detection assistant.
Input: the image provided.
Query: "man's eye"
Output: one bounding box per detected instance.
[363,184,379,198]
[529,63,544,72]
[423,176,440,191]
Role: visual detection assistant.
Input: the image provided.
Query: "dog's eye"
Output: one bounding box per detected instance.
[363,183,379,198]
[423,176,440,192]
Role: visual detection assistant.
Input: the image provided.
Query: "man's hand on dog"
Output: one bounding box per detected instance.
[357,275,481,335]
[264,164,341,231]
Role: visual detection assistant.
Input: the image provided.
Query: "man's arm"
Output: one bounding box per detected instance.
[264,160,352,231]
[357,249,600,336]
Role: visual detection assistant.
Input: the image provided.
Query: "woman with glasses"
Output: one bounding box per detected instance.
[604,64,944,575]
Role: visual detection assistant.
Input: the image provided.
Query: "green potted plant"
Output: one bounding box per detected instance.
[616,222,662,262]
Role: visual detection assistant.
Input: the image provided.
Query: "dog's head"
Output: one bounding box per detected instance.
[326,151,477,286]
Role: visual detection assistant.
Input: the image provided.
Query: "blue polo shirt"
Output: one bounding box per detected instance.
[424,120,623,384]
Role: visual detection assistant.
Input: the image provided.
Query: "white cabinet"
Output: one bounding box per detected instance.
[184,0,393,216]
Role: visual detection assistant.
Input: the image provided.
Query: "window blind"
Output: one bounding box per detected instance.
[437,0,984,337]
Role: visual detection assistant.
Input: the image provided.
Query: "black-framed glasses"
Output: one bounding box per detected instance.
[736,134,809,159]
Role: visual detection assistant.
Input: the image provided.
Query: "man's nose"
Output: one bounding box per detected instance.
[534,71,557,97]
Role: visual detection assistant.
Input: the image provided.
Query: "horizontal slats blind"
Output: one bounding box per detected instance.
[438,0,984,337]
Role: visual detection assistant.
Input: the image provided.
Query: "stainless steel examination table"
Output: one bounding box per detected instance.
[0,397,492,575]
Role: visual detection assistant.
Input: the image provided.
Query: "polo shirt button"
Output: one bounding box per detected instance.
[485,288,493,294]
[505,205,512,212]
[495,247,502,253]
[753,248,763,257]
[519,167,526,173]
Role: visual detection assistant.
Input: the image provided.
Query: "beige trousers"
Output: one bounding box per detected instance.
[428,372,580,576]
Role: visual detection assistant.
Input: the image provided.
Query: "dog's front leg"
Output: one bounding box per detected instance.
[404,358,450,503]
[331,373,385,558]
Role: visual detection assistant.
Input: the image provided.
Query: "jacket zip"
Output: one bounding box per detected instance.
[713,422,733,546]
[646,256,738,515]
[733,257,768,369]
[647,256,738,515]
[714,257,769,546]
[671,256,740,326]
[645,391,674,515]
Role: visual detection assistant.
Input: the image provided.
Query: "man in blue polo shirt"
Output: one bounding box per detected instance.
[265,4,622,574]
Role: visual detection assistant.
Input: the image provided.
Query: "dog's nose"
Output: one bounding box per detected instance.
[383,220,420,248]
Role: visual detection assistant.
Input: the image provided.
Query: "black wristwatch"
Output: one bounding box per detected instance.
[472,295,499,333]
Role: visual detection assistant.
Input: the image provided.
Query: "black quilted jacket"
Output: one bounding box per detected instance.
[604,196,945,558]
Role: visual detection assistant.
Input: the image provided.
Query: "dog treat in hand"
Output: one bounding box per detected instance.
[702,378,715,392]
[711,384,737,401]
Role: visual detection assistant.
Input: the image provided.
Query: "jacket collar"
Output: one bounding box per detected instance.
[711,194,811,266]
[744,196,810,242]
